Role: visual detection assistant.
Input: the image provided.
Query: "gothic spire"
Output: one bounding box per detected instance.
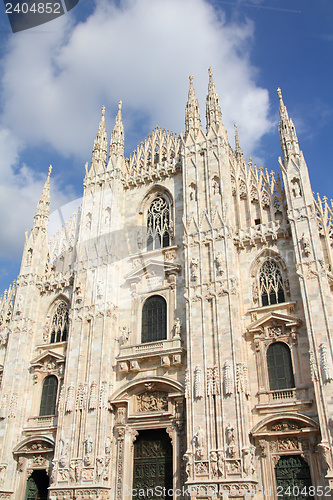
[185,75,202,138]
[234,123,243,158]
[32,165,52,235]
[206,67,222,131]
[109,101,124,160]
[91,105,108,173]
[277,87,300,162]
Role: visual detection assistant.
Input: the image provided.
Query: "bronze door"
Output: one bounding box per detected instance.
[133,429,173,499]
[275,455,313,499]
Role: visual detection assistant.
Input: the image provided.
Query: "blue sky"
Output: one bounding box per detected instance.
[0,0,332,293]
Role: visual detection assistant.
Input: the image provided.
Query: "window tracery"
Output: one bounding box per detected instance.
[259,260,285,307]
[147,197,170,250]
[50,302,69,343]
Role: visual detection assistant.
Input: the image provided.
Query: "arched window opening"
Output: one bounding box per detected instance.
[147,197,170,250]
[267,342,295,391]
[142,295,167,343]
[259,259,285,307]
[39,375,58,416]
[50,301,69,343]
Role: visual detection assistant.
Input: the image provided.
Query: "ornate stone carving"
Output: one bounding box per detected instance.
[190,257,199,281]
[58,438,69,468]
[277,438,299,451]
[215,253,224,276]
[223,360,233,396]
[301,233,311,257]
[136,391,168,412]
[8,392,17,418]
[319,343,333,383]
[69,459,82,483]
[105,437,112,455]
[50,459,57,484]
[226,423,236,458]
[225,459,241,474]
[0,464,7,486]
[243,446,256,477]
[212,176,220,196]
[0,394,8,419]
[0,326,9,346]
[81,468,94,481]
[195,461,209,475]
[99,381,108,409]
[258,439,267,457]
[65,383,75,413]
[116,406,126,424]
[194,364,203,399]
[173,317,181,337]
[194,426,205,459]
[207,366,220,396]
[185,368,190,399]
[58,468,69,481]
[210,451,218,477]
[183,452,193,480]
[32,455,49,467]
[116,427,125,500]
[291,178,301,198]
[119,326,130,345]
[318,442,333,472]
[76,383,87,410]
[88,380,98,410]
[217,451,225,477]
[84,435,93,463]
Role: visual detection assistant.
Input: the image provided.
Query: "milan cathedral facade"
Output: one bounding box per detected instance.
[1,70,333,499]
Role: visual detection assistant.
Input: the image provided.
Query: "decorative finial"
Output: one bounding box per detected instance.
[208,67,212,78]
[48,165,52,177]
[189,74,193,85]
[277,88,282,101]
[102,105,105,117]
[118,100,122,111]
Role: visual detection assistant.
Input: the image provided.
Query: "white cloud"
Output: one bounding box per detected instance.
[1,0,271,156]
[0,0,273,262]
[0,128,73,260]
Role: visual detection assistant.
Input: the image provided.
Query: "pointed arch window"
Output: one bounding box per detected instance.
[259,259,285,307]
[267,342,295,391]
[147,197,170,250]
[50,302,69,343]
[142,295,167,343]
[39,375,58,416]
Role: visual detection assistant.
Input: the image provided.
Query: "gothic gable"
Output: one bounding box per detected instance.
[247,312,301,336]
[125,259,180,284]
[30,351,65,377]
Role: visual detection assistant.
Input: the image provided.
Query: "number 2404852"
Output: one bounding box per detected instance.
[5,3,61,14]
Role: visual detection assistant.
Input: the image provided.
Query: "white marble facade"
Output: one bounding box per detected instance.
[1,71,333,499]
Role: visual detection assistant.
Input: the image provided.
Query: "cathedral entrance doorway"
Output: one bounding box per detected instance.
[133,429,173,499]
[24,469,49,500]
[275,455,312,499]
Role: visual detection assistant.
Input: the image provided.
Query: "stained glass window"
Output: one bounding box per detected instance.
[259,260,285,306]
[50,302,69,343]
[147,197,170,250]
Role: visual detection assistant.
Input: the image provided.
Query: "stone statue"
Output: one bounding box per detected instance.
[173,318,181,337]
[194,425,205,459]
[84,435,93,455]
